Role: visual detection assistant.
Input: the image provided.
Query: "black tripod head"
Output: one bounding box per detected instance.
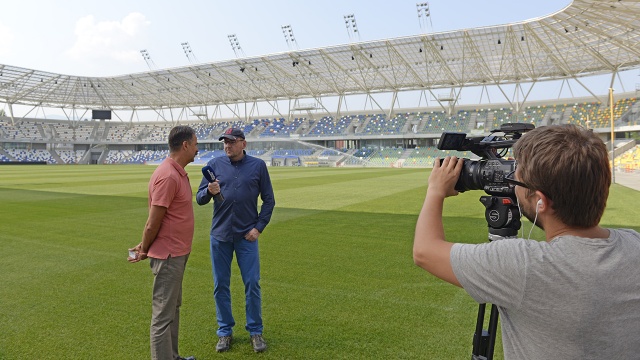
[479,195,521,240]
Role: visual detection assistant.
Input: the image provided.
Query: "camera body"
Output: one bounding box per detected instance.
[437,123,534,196]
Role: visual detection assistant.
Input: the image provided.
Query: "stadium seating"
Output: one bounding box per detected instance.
[360,114,406,135]
[305,115,355,136]
[413,110,471,133]
[367,147,404,167]
[272,149,314,156]
[57,150,86,164]
[3,96,640,167]
[615,145,640,172]
[321,149,344,156]
[259,117,307,137]
[6,149,56,163]
[196,150,226,163]
[122,150,168,164]
[567,102,602,128]
[104,150,133,164]
[515,105,548,126]
[2,121,42,141]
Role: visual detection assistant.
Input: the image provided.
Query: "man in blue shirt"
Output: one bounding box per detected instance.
[196,128,275,353]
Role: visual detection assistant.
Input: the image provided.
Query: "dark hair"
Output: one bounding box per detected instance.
[168,126,195,153]
[513,124,610,228]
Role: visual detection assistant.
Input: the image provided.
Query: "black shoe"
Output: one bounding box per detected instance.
[178,357,196,360]
[250,334,267,353]
[216,336,233,352]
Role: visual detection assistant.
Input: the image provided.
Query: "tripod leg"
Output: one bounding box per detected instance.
[472,304,486,358]
[485,304,500,360]
[471,303,500,360]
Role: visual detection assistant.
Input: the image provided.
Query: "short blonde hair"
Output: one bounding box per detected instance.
[513,124,610,228]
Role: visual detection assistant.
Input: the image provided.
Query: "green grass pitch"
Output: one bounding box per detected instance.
[1,165,638,359]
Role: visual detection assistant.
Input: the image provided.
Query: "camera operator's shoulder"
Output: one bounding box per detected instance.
[613,228,640,241]
[488,237,544,254]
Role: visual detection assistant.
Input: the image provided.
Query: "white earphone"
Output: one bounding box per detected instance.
[527,199,543,240]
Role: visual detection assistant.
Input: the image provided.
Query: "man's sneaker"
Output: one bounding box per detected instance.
[216,336,232,352]
[250,334,267,353]
[178,357,196,360]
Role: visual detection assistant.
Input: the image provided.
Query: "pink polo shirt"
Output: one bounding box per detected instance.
[147,157,194,259]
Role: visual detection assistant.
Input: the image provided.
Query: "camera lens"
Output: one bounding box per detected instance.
[455,159,482,192]
[454,159,516,195]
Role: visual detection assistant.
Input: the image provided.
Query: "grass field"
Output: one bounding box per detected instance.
[1,164,639,359]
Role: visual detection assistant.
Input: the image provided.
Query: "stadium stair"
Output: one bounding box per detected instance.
[0,148,13,161]
[36,123,47,139]
[97,147,109,164]
[89,122,99,140]
[51,150,64,164]
[468,112,478,131]
[394,148,414,167]
[561,107,573,125]
[335,149,357,166]
[401,117,413,133]
[355,116,372,133]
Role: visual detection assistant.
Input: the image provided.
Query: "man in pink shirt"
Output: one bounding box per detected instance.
[129,125,198,360]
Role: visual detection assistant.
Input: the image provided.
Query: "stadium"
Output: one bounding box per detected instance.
[2,1,640,359]
[1,0,640,171]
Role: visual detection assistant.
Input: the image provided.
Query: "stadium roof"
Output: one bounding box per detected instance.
[0,0,639,111]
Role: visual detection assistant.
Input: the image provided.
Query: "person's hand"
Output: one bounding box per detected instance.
[244,228,261,242]
[127,243,148,263]
[207,180,221,196]
[428,156,464,199]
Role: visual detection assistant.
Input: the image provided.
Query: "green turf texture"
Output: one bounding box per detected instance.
[0,165,638,359]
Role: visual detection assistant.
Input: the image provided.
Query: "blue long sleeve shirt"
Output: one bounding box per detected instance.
[196,153,275,242]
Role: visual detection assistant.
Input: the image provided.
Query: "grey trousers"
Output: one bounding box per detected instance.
[150,254,189,360]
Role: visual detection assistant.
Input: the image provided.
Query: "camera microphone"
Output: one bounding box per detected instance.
[202,165,225,202]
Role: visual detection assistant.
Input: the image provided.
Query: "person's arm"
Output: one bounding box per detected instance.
[196,174,213,205]
[141,205,167,253]
[129,205,167,263]
[413,156,464,287]
[255,162,275,232]
[246,163,275,242]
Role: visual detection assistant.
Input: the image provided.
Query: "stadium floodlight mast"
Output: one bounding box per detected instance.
[609,87,616,185]
[181,42,199,64]
[139,49,157,70]
[416,2,433,33]
[281,24,299,51]
[227,34,246,58]
[343,14,361,42]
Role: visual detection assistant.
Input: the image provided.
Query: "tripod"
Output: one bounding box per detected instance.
[471,195,521,360]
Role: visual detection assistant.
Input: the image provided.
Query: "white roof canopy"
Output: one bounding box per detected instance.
[0,0,638,111]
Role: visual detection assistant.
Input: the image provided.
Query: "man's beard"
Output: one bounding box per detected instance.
[520,202,544,231]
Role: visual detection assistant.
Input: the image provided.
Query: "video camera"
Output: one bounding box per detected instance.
[437,122,534,196]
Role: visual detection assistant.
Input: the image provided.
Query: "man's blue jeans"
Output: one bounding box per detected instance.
[210,236,263,337]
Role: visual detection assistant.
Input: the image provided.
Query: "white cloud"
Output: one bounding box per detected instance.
[0,22,15,57]
[65,12,150,65]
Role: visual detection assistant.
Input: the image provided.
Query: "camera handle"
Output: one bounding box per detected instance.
[471,195,521,360]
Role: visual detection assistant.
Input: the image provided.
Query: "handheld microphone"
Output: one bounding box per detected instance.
[202,165,225,202]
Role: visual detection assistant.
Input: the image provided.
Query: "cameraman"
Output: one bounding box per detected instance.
[413,124,640,359]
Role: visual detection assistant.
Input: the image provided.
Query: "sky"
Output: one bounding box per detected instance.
[1,0,576,77]
[0,0,637,117]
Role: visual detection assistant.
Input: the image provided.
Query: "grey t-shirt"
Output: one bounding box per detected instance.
[451,228,640,360]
